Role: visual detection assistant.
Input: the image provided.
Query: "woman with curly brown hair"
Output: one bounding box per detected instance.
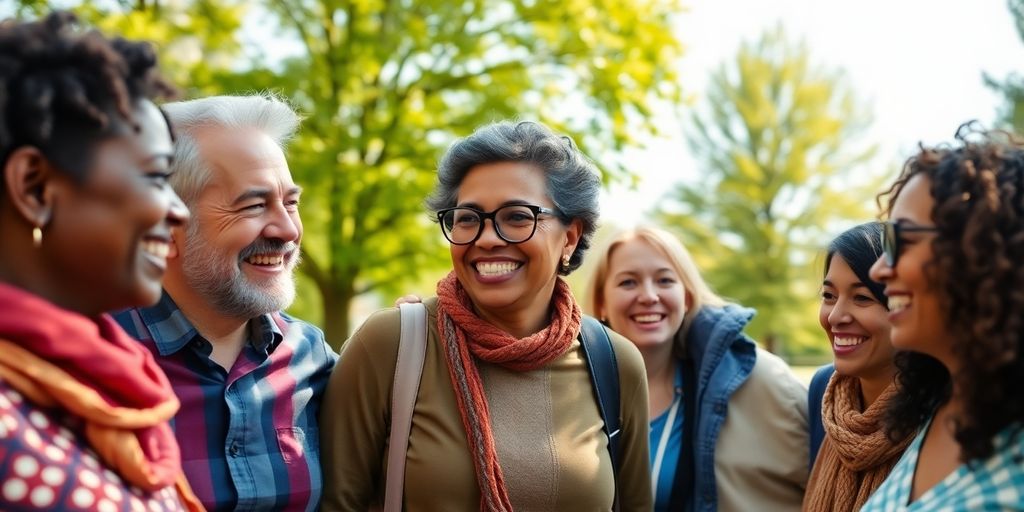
[0,12,201,511]
[860,126,1024,510]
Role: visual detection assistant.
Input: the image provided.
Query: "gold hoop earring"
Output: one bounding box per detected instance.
[32,226,42,249]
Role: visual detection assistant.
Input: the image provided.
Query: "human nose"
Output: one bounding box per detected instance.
[263,204,301,242]
[473,218,507,249]
[164,187,189,228]
[868,254,891,283]
[638,280,659,304]
[827,298,852,326]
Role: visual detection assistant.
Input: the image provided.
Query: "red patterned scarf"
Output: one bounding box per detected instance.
[0,282,202,511]
[435,271,582,511]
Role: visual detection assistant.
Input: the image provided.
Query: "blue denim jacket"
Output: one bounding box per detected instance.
[680,304,757,511]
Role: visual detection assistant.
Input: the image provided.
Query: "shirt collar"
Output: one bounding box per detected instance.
[139,292,284,356]
[249,312,285,354]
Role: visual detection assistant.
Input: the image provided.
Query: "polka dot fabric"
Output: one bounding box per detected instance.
[0,381,188,511]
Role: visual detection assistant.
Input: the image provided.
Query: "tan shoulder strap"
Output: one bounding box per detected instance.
[383,303,428,512]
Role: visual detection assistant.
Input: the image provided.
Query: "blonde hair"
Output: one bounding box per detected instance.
[587,226,726,342]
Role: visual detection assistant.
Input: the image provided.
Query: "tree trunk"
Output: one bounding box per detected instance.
[321,286,354,352]
[763,332,779,355]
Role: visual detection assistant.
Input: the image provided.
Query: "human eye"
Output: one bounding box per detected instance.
[285,198,300,211]
[617,278,637,288]
[658,276,677,286]
[454,210,480,226]
[820,290,837,303]
[145,170,172,186]
[853,294,876,305]
[500,207,536,225]
[241,203,266,212]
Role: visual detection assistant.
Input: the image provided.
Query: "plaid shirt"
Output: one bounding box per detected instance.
[114,293,337,512]
[861,417,1024,511]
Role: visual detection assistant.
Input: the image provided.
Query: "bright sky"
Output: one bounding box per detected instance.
[605,0,1024,226]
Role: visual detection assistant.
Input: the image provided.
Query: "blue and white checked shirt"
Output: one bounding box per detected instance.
[114,292,338,512]
[861,417,1024,511]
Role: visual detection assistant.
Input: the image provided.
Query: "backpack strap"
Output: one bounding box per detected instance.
[383,303,428,512]
[807,363,835,469]
[578,315,621,512]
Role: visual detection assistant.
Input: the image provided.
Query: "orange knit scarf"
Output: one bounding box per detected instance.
[435,271,582,512]
[803,374,912,512]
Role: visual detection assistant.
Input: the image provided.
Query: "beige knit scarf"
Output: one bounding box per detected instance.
[803,374,912,512]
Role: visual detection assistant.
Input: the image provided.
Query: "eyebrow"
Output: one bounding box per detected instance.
[456,199,537,210]
[231,186,302,206]
[822,279,870,290]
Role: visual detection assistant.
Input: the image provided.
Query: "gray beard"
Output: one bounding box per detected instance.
[180,224,298,319]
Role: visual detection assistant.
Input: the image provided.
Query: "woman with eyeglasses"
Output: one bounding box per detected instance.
[859,127,1024,511]
[587,226,809,512]
[802,222,912,512]
[320,121,651,511]
[0,12,201,511]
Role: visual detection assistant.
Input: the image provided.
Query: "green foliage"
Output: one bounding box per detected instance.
[985,0,1024,133]
[12,0,685,348]
[241,0,686,347]
[659,26,880,358]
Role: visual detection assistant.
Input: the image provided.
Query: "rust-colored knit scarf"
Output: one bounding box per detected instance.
[803,374,912,512]
[435,271,582,512]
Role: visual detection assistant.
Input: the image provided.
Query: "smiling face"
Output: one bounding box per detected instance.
[178,125,302,319]
[44,100,188,314]
[820,254,895,381]
[448,161,580,333]
[869,174,951,359]
[600,238,687,354]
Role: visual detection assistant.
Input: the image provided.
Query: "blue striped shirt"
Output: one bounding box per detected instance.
[114,293,337,512]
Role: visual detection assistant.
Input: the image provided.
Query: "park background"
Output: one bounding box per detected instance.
[6,0,1024,371]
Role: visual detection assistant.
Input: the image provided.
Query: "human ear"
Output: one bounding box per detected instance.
[563,218,583,255]
[3,147,55,229]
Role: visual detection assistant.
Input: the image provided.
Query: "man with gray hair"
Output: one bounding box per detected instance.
[114,94,337,511]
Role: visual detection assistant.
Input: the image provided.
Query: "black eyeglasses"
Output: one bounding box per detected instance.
[881,220,940,266]
[437,204,560,245]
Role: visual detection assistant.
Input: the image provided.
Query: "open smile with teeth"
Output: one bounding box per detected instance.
[632,314,665,323]
[888,295,911,313]
[141,240,170,259]
[834,336,867,347]
[246,254,286,266]
[475,261,521,276]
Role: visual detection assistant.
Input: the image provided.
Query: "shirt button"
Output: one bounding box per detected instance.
[229,443,240,457]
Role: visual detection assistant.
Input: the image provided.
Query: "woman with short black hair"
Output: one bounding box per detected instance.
[0,12,199,511]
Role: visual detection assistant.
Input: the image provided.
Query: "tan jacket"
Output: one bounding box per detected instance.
[715,348,809,512]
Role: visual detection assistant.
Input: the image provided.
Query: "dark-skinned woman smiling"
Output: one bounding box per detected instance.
[0,12,201,511]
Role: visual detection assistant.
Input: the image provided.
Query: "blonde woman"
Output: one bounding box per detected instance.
[588,226,808,511]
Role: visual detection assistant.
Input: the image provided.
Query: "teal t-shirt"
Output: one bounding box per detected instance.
[649,364,684,511]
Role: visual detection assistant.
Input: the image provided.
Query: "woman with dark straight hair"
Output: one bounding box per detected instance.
[804,222,911,512]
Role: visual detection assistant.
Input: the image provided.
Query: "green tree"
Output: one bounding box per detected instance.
[986,0,1024,132]
[13,0,686,348]
[235,0,685,347]
[659,26,878,357]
